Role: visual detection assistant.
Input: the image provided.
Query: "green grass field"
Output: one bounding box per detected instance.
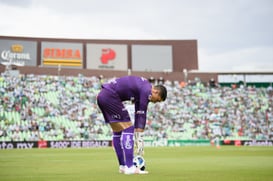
[0,146,273,181]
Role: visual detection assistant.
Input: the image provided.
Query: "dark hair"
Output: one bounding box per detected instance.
[154,85,167,101]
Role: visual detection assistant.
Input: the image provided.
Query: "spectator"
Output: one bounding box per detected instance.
[0,73,272,142]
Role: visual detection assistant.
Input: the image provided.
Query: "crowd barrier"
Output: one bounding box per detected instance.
[1,139,272,149]
[0,140,111,149]
[221,139,273,146]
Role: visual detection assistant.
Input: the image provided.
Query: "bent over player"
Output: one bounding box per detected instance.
[97,76,167,174]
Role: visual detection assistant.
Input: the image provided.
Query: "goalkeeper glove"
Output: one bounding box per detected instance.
[135,132,144,156]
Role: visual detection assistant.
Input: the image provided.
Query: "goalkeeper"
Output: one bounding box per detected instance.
[97,76,167,175]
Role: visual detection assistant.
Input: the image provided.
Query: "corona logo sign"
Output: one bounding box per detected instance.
[100,48,116,64]
[43,48,82,67]
[0,44,30,66]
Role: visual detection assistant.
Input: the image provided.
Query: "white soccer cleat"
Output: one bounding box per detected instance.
[119,165,125,173]
[124,165,149,175]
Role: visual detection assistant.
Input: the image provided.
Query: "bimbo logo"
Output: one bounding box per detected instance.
[100,48,116,64]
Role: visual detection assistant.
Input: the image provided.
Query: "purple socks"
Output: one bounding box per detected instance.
[113,126,135,168]
[113,132,125,166]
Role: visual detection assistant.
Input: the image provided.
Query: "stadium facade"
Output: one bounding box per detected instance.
[0,36,272,86]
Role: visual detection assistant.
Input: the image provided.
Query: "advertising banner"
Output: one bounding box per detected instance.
[86,44,128,70]
[0,140,111,149]
[132,45,173,72]
[41,42,83,68]
[222,140,273,146]
[1,139,273,149]
[0,39,37,66]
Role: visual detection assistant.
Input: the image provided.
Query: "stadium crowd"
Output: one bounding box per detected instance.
[0,73,272,142]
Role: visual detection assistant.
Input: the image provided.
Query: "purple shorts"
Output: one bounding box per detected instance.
[97,88,130,123]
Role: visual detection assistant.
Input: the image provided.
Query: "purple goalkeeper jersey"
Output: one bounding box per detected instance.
[102,76,152,128]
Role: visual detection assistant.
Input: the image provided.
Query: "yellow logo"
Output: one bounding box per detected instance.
[11,44,23,53]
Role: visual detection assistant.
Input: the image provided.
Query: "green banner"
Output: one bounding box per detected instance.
[167,139,210,146]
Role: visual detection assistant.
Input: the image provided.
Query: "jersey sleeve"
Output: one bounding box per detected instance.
[134,91,150,129]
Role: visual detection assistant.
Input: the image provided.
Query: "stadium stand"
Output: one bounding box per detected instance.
[0,73,272,142]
